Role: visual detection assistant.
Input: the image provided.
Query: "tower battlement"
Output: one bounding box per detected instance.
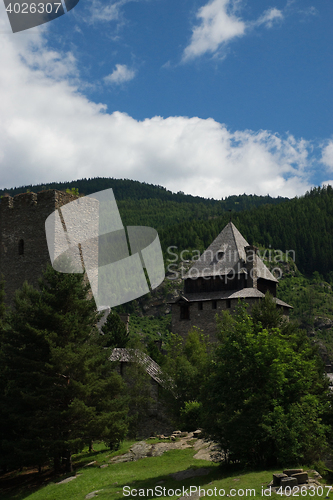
[0,189,78,306]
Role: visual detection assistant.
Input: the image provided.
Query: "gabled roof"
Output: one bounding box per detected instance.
[183,222,278,282]
[109,348,167,387]
[170,289,292,308]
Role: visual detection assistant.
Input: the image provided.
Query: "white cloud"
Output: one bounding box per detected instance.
[88,0,126,24]
[0,6,318,200]
[182,0,284,61]
[321,141,333,170]
[256,7,283,28]
[104,64,136,85]
[182,0,245,61]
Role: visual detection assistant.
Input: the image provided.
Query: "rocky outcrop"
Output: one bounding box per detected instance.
[109,432,222,464]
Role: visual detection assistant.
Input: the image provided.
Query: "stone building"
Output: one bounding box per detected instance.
[110,348,173,438]
[0,190,78,306]
[170,221,292,341]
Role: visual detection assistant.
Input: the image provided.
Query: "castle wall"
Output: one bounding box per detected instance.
[184,274,246,293]
[0,190,77,306]
[171,297,270,342]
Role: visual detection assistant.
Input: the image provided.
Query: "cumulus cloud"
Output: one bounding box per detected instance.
[321,141,333,170]
[182,0,245,61]
[182,0,284,61]
[0,5,319,200]
[104,64,136,85]
[255,7,283,28]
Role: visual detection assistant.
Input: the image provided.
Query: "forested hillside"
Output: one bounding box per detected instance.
[1,177,332,278]
[156,186,333,279]
[0,177,287,209]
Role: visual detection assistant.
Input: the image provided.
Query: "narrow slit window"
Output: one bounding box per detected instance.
[180,304,190,320]
[198,302,203,311]
[226,299,231,309]
[18,239,24,255]
[212,300,217,310]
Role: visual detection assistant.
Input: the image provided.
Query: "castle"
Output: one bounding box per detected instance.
[170,221,292,340]
[0,190,77,306]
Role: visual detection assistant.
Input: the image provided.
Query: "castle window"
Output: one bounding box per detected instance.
[198,301,203,310]
[180,304,190,320]
[226,299,231,309]
[18,239,24,255]
[212,300,217,310]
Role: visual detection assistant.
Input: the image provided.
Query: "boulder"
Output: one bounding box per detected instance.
[273,473,287,486]
[291,472,308,485]
[281,477,298,488]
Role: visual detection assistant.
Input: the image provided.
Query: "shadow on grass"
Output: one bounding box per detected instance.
[94,462,229,499]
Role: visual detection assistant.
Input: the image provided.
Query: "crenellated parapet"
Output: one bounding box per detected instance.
[0,189,78,306]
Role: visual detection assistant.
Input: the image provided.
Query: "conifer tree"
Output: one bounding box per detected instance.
[101,311,129,348]
[0,266,128,472]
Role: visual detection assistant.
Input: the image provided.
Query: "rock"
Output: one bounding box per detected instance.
[130,441,151,459]
[283,469,303,476]
[100,464,108,468]
[149,443,169,457]
[57,475,79,485]
[85,491,103,499]
[171,436,176,441]
[281,477,298,488]
[180,432,188,437]
[109,452,134,463]
[193,441,223,462]
[84,461,97,467]
[193,429,202,438]
[273,473,287,486]
[178,494,200,500]
[291,472,308,484]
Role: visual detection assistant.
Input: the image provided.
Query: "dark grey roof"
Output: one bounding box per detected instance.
[109,348,167,387]
[183,221,278,282]
[171,289,293,308]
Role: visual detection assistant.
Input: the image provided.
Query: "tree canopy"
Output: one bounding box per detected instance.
[202,299,331,466]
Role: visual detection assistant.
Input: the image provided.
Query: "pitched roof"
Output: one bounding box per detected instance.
[170,289,292,308]
[183,221,278,282]
[109,348,167,387]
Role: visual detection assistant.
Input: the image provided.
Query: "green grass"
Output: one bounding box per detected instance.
[1,441,331,500]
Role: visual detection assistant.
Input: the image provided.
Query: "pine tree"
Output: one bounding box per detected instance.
[0,266,128,472]
[101,311,129,348]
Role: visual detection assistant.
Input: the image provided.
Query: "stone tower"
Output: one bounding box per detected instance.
[0,190,77,306]
[170,221,292,341]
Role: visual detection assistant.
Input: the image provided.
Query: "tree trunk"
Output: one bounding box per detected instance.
[54,455,61,473]
[64,449,73,473]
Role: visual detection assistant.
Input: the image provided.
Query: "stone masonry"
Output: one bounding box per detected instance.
[0,190,77,306]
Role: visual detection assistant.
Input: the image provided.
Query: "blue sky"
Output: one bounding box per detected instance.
[0,0,332,198]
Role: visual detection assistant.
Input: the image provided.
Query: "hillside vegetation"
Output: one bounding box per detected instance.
[1,178,331,278]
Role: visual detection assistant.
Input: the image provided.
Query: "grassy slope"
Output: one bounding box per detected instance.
[1,440,330,500]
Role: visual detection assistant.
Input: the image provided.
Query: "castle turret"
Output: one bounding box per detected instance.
[0,190,77,306]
